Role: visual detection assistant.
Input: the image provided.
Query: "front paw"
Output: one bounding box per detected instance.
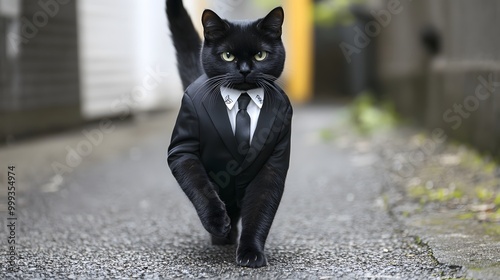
[199,203,231,238]
[236,247,267,268]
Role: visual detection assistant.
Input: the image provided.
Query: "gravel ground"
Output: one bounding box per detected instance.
[1,105,465,279]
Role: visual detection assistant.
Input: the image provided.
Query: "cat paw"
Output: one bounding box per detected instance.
[200,204,231,238]
[236,247,267,268]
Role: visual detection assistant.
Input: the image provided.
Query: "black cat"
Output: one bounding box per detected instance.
[166,0,292,268]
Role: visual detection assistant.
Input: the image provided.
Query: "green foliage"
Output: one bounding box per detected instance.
[483,223,500,236]
[350,93,399,135]
[458,212,475,220]
[409,185,463,204]
[319,128,335,142]
[495,194,500,207]
[414,236,422,245]
[460,150,494,172]
[314,0,365,26]
[476,187,495,203]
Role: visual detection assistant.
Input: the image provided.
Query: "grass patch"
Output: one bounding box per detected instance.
[409,185,463,203]
[414,236,422,245]
[319,128,336,142]
[350,93,399,135]
[483,223,500,236]
[476,187,496,203]
[457,212,475,220]
[495,194,500,207]
[459,147,498,175]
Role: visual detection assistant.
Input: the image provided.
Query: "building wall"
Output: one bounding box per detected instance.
[0,0,82,141]
[377,0,500,156]
[0,0,20,111]
[1,0,180,141]
[77,0,181,119]
[77,0,139,119]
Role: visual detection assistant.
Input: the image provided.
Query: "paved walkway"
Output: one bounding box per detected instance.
[1,105,467,278]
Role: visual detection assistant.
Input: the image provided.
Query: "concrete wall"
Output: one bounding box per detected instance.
[77,0,180,119]
[77,0,138,119]
[0,0,82,141]
[377,0,500,156]
[0,0,180,141]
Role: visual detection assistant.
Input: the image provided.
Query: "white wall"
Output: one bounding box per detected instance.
[77,0,183,119]
[0,0,20,18]
[134,0,183,112]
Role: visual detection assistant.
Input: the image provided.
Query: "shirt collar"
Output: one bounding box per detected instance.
[220,86,264,110]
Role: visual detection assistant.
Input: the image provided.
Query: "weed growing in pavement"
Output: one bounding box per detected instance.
[350,93,399,135]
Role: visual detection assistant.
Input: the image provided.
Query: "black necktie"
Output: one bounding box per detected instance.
[235,93,251,154]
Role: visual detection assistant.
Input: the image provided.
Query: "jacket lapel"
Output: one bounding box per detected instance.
[239,90,283,171]
[202,91,245,162]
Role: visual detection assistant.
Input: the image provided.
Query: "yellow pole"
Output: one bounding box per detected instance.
[284,0,313,103]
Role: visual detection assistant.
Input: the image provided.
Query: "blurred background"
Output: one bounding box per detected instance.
[1,0,499,155]
[1,2,500,276]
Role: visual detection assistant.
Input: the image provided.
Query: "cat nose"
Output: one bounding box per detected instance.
[239,62,251,76]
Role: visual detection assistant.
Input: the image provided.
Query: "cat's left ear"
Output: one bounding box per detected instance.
[257,7,284,38]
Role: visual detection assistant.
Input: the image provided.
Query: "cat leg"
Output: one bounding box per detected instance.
[237,165,285,268]
[170,159,231,238]
[211,207,240,245]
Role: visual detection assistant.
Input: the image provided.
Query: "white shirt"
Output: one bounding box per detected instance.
[220,86,264,143]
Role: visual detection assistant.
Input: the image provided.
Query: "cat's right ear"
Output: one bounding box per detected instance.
[202,9,229,41]
[257,7,284,38]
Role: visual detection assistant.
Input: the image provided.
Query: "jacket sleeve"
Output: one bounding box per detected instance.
[266,104,293,173]
[167,93,229,235]
[168,93,200,167]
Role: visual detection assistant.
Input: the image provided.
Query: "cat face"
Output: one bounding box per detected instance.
[201,7,285,91]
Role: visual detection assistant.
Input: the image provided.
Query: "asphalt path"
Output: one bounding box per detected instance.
[1,105,464,279]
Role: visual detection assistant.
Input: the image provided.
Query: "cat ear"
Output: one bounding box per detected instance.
[202,9,229,40]
[257,7,284,38]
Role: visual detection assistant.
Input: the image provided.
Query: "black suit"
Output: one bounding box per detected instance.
[167,74,292,258]
[168,74,293,207]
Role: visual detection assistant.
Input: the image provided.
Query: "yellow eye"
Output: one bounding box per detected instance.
[254,51,267,61]
[221,52,235,62]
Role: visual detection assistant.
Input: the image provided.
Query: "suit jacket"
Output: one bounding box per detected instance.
[167,74,293,204]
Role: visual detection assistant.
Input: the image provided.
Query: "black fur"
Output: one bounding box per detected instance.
[166,0,289,268]
[237,164,286,267]
[166,0,203,89]
[170,158,231,238]
[167,0,285,91]
[200,8,286,91]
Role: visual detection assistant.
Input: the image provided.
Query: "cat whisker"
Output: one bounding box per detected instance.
[168,2,289,269]
[195,74,228,96]
[257,73,285,89]
[256,81,270,94]
[257,80,275,94]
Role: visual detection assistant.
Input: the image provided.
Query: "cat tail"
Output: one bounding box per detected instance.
[166,0,204,89]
